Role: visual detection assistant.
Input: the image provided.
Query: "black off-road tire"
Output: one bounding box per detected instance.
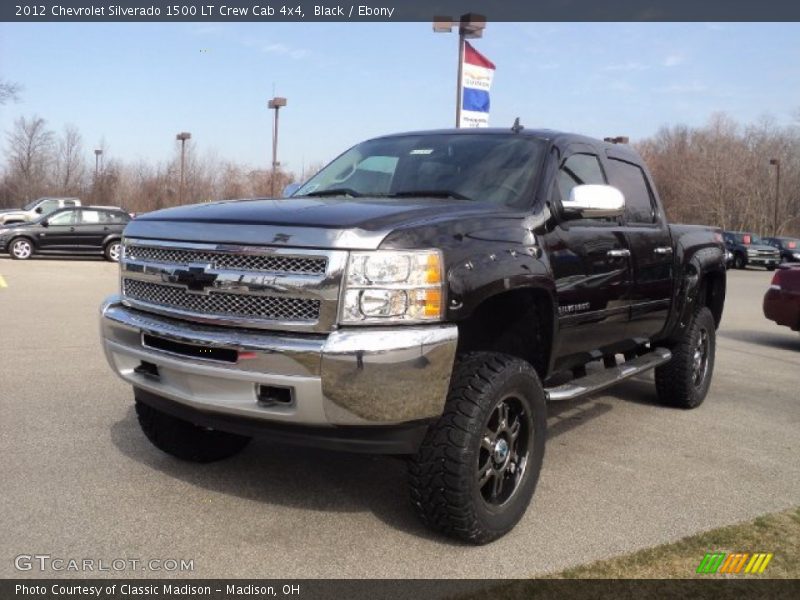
[409,352,547,545]
[655,306,716,409]
[135,400,251,463]
[733,253,746,269]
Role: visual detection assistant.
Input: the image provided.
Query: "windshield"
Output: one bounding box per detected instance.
[295,133,546,208]
[732,233,763,245]
[22,198,45,211]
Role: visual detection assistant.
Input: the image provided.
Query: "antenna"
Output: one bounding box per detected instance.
[511,117,524,133]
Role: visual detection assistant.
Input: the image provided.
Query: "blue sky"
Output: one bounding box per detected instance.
[1,22,799,175]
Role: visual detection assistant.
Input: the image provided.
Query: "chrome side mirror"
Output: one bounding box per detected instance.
[564,184,625,219]
[282,183,301,198]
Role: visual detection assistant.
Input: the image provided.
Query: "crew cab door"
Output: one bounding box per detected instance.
[604,152,674,340]
[542,146,634,366]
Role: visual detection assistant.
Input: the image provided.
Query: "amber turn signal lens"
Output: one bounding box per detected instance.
[425,253,442,285]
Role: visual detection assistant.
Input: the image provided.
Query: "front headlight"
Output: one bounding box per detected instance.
[340,250,444,324]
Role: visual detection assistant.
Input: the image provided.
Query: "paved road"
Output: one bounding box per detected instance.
[1,257,798,579]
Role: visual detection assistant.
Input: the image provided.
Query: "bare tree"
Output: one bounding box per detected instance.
[5,116,55,201]
[55,125,86,196]
[0,78,21,104]
[638,112,800,237]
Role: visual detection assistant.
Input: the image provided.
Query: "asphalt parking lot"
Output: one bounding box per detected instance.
[1,257,798,579]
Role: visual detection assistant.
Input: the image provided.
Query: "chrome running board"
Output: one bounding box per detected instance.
[545,348,672,402]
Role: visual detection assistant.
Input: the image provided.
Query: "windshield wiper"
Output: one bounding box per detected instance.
[388,190,471,200]
[305,188,362,198]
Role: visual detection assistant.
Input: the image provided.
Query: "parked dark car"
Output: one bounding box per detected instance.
[763,265,800,331]
[763,236,800,264]
[723,231,780,270]
[0,206,130,261]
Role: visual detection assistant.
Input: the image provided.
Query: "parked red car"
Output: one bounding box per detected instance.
[763,265,800,331]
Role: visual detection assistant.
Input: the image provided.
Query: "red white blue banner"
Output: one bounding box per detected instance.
[460,41,496,128]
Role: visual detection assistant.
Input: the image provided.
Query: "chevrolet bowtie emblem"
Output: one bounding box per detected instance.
[168,265,217,292]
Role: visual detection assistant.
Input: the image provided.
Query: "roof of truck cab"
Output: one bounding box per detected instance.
[370,128,640,157]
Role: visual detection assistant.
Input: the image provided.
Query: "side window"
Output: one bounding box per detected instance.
[48,210,77,226]
[102,211,128,224]
[606,158,656,224]
[79,210,101,224]
[557,153,605,203]
[63,200,78,207]
[37,199,59,214]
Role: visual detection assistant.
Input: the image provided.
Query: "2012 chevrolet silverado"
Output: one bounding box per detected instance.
[99,128,726,544]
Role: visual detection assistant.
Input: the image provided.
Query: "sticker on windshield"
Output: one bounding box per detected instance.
[409,149,434,155]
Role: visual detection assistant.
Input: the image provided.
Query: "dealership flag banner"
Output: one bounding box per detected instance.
[460,42,496,128]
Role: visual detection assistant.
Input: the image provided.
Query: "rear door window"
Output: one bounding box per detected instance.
[79,210,101,224]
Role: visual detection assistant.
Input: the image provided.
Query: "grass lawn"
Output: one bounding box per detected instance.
[456,508,799,600]
[552,506,800,578]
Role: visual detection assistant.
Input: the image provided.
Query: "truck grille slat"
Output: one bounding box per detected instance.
[125,245,327,275]
[123,278,321,322]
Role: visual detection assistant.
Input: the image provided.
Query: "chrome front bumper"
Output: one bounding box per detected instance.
[100,295,458,427]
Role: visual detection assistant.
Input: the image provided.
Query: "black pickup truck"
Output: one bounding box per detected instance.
[100,128,726,544]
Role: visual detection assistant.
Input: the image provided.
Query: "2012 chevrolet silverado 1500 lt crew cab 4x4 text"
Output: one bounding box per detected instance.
[100,128,726,544]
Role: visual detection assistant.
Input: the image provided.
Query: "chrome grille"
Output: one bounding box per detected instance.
[124,245,327,274]
[123,279,321,322]
[120,239,346,332]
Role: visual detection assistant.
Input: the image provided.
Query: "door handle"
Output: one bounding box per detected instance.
[607,249,631,258]
[654,247,673,255]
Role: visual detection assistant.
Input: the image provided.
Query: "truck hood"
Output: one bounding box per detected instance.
[125,197,507,250]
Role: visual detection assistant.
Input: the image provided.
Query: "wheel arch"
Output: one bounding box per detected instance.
[102,234,122,248]
[455,286,556,380]
[8,234,37,249]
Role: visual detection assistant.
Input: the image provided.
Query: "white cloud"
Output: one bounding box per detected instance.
[607,80,636,93]
[663,54,684,67]
[261,43,310,60]
[657,83,709,94]
[241,38,310,60]
[603,61,648,72]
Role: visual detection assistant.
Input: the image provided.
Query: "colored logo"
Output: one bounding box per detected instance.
[696,552,773,574]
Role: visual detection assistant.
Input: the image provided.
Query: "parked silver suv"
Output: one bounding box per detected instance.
[0,197,81,225]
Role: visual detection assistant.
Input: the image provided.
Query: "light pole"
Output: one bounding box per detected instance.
[770,158,780,236]
[176,132,191,204]
[433,13,486,127]
[94,149,103,178]
[268,96,287,197]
